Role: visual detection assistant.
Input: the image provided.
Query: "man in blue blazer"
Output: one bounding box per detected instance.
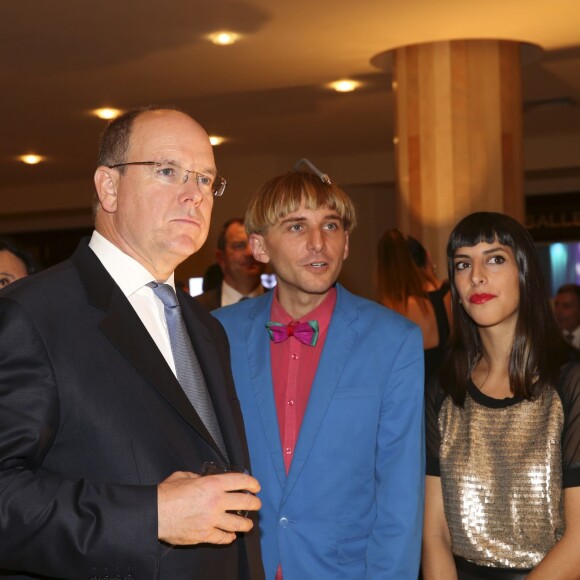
[214,170,425,579]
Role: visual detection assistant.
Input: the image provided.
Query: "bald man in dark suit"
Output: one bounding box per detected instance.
[0,107,264,579]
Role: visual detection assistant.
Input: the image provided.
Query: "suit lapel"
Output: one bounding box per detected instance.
[73,242,225,459]
[246,293,287,488]
[281,286,358,503]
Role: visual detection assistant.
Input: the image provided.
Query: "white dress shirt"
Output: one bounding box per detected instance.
[88,231,177,375]
[565,326,580,349]
[220,280,264,307]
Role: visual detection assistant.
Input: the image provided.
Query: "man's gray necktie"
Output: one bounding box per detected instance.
[148,282,228,459]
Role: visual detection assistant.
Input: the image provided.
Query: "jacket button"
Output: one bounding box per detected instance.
[279,517,289,527]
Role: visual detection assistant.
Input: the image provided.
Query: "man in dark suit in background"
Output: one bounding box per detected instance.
[197,217,267,310]
[554,283,580,349]
[0,107,264,579]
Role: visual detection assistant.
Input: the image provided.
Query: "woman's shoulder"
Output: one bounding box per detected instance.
[426,375,451,412]
[555,355,580,405]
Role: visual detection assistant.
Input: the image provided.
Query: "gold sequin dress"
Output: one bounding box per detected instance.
[426,360,580,572]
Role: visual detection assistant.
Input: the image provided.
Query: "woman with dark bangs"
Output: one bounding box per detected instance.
[422,212,580,580]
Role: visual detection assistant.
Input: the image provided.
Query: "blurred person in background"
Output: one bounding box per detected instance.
[377,229,451,383]
[0,237,41,288]
[407,235,449,294]
[197,217,266,310]
[201,262,224,292]
[554,283,580,349]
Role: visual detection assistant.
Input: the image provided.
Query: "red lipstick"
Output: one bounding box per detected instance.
[469,293,496,305]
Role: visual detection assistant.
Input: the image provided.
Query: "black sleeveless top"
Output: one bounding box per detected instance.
[424,284,450,383]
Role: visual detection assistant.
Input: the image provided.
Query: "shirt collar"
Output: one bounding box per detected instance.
[89,230,175,296]
[221,280,264,304]
[270,286,337,333]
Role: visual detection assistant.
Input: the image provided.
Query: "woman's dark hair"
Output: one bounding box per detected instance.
[0,237,41,275]
[406,236,428,269]
[202,262,224,292]
[441,211,567,405]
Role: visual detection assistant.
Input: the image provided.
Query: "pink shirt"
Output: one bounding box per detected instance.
[270,287,337,473]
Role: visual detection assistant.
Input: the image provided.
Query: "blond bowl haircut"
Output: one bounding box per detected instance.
[245,171,357,235]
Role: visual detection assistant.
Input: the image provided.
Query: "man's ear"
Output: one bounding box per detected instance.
[249,233,270,264]
[94,167,119,214]
[343,231,350,261]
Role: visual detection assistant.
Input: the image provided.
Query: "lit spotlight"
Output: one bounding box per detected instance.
[329,80,360,93]
[209,135,225,146]
[20,154,43,165]
[93,108,122,120]
[208,31,240,46]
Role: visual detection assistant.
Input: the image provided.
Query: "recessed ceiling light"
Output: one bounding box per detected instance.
[208,31,240,46]
[209,135,226,146]
[329,80,360,93]
[19,154,43,165]
[93,108,122,120]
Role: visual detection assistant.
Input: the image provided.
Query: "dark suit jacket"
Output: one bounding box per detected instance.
[0,240,264,580]
[196,286,222,311]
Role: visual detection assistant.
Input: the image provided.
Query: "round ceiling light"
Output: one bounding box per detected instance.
[93,108,122,120]
[208,31,240,46]
[329,80,360,93]
[20,154,43,165]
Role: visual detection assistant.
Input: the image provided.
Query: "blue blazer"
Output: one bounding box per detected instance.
[214,284,425,579]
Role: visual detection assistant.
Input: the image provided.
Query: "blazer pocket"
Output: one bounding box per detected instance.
[337,535,368,563]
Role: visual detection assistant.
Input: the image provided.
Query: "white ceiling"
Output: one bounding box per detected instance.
[2,0,580,195]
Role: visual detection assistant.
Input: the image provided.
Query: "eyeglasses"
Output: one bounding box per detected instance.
[108,161,227,197]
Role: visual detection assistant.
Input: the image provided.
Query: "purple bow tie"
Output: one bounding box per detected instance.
[265,320,319,347]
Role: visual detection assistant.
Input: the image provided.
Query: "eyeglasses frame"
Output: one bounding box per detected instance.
[107,161,227,197]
